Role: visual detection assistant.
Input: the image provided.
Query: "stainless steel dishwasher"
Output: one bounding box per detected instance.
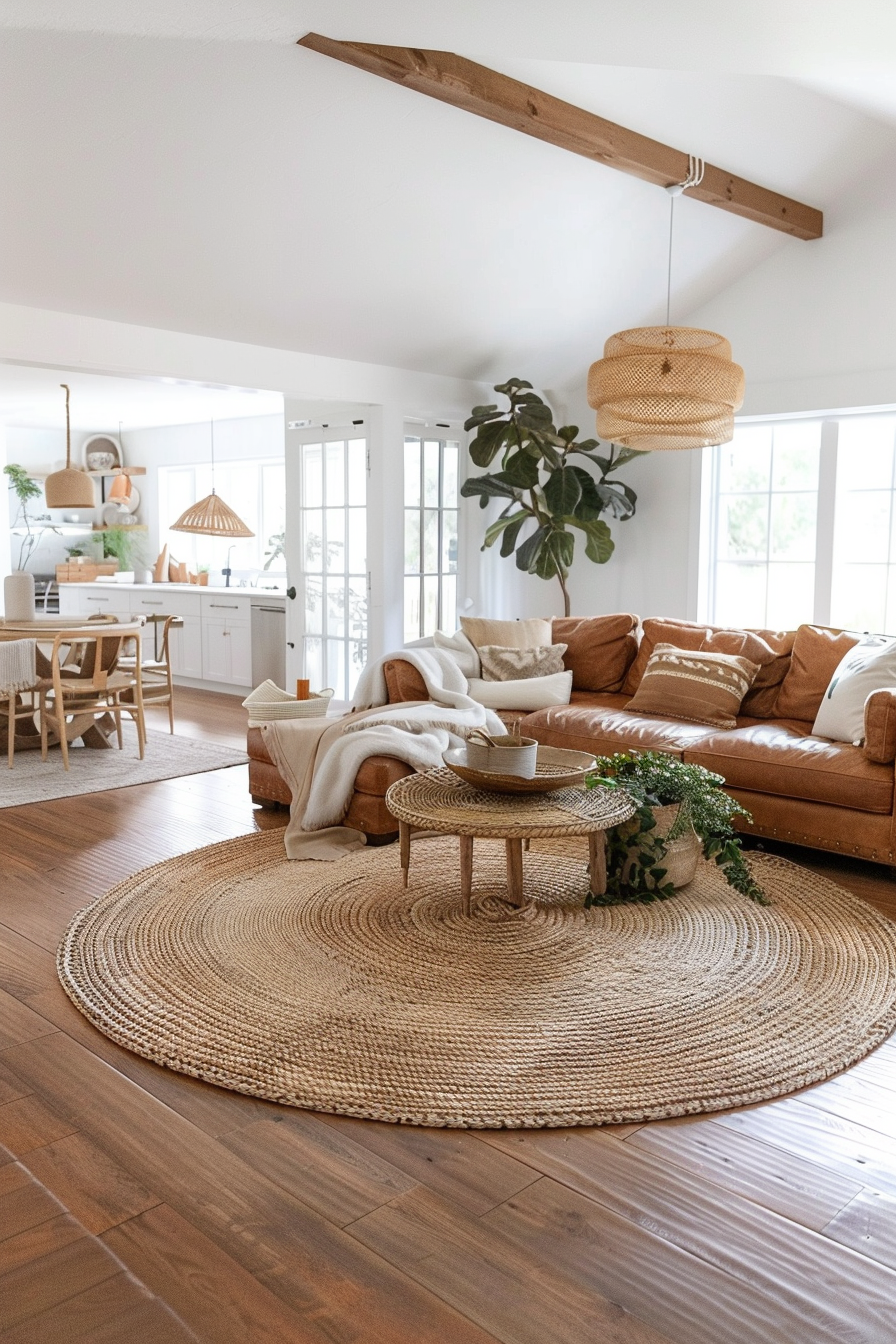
[250,601,286,689]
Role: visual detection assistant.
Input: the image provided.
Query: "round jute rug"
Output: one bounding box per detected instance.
[57,833,896,1128]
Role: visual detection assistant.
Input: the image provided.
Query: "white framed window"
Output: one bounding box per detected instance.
[297,433,368,699]
[403,431,459,640]
[702,411,896,634]
[159,458,285,576]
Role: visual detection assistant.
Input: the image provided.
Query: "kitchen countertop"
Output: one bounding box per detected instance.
[61,582,286,601]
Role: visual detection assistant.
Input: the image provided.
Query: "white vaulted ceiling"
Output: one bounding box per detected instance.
[0,2,894,391]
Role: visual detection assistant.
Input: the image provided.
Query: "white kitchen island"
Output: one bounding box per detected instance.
[58,583,286,694]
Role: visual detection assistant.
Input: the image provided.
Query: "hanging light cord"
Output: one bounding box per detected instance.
[664,155,705,327]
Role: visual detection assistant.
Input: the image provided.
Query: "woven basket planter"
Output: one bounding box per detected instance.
[618,802,702,890]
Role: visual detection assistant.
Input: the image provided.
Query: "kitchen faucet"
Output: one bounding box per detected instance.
[222,544,236,588]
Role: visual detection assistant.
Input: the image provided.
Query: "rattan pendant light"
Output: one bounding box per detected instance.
[170,421,254,538]
[44,384,97,509]
[588,158,745,450]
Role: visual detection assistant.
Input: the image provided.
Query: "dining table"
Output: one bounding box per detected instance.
[0,614,144,751]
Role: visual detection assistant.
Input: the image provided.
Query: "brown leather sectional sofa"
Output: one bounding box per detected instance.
[248,614,896,866]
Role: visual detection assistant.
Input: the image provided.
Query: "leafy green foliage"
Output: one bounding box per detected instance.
[4,463,55,571]
[461,378,642,615]
[584,751,768,907]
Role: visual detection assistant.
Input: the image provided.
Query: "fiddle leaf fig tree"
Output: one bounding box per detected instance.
[460,378,643,616]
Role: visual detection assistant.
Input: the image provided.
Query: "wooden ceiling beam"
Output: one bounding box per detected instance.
[298,33,823,241]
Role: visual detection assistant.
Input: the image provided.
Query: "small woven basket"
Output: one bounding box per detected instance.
[243,680,334,726]
[465,732,538,779]
[651,803,702,889]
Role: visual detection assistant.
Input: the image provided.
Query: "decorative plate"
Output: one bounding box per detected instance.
[442,745,597,794]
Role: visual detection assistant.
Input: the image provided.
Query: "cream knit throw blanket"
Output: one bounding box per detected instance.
[0,639,36,696]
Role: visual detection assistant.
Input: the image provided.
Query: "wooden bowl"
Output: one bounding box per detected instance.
[442,746,598,794]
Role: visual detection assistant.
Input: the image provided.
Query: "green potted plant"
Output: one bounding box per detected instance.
[100,526,145,575]
[586,752,768,906]
[4,464,56,570]
[461,378,642,616]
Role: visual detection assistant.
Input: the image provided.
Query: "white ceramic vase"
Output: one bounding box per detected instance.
[4,570,35,621]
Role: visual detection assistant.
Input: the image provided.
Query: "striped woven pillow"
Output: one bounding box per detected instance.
[626,642,760,729]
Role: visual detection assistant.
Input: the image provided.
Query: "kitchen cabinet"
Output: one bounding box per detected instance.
[201,595,252,687]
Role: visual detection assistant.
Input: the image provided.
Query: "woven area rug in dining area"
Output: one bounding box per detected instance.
[0,725,248,808]
[58,833,896,1128]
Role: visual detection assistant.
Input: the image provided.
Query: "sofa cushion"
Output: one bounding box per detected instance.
[621,617,794,717]
[460,616,552,650]
[626,643,760,729]
[683,722,893,815]
[521,696,723,759]
[551,614,638,693]
[775,625,861,723]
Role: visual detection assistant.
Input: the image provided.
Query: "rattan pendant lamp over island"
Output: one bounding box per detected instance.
[588,158,745,450]
[170,421,254,538]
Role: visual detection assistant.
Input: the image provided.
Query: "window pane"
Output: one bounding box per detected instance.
[347,509,366,574]
[404,438,421,507]
[304,576,323,635]
[325,441,345,507]
[717,495,768,561]
[442,443,459,507]
[303,510,323,572]
[770,493,816,561]
[838,417,896,489]
[404,511,420,574]
[717,427,772,493]
[423,509,439,572]
[422,575,439,637]
[441,573,457,634]
[325,508,345,573]
[303,636,323,688]
[442,509,458,574]
[831,563,887,634]
[327,578,345,638]
[326,639,345,699]
[404,576,421,643]
[713,563,768,627]
[837,491,891,564]
[347,577,368,644]
[347,641,366,697]
[766,563,815,628]
[303,444,323,508]
[423,441,440,507]
[772,423,821,490]
[347,439,366,506]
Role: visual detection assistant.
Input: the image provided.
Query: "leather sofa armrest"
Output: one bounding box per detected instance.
[383,658,429,703]
[863,689,896,763]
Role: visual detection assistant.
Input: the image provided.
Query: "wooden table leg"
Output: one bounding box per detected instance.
[399,821,411,888]
[459,834,473,915]
[506,838,525,907]
[589,831,607,898]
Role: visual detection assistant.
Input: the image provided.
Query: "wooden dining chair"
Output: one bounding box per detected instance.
[40,623,148,771]
[0,638,40,769]
[117,614,183,734]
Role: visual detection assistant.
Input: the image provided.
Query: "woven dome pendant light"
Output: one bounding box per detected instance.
[170,420,254,538]
[44,384,97,509]
[587,158,745,451]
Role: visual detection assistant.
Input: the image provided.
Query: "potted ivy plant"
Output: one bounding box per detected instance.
[461,378,642,616]
[586,752,768,906]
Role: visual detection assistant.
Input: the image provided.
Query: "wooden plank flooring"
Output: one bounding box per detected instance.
[2,686,896,1342]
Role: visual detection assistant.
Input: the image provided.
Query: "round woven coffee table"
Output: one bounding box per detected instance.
[385,767,636,913]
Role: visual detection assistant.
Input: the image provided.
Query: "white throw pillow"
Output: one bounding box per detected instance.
[433,628,481,678]
[812,635,896,745]
[466,670,573,711]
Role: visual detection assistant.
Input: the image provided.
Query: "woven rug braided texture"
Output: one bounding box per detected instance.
[58,833,896,1128]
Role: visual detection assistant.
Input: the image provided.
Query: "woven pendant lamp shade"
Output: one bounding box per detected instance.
[170,491,254,538]
[588,327,745,451]
[44,384,96,509]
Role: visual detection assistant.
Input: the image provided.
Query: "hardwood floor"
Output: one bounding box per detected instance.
[2,685,896,1342]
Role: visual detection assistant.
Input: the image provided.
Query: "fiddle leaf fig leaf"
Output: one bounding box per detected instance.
[497,452,540,489]
[515,524,549,572]
[500,513,529,557]
[468,419,513,467]
[544,466,582,516]
[460,475,519,509]
[482,510,529,550]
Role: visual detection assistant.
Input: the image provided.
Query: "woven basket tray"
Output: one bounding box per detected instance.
[442,745,597,795]
[242,680,334,724]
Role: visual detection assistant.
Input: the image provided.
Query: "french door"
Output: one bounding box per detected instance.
[286,426,368,700]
